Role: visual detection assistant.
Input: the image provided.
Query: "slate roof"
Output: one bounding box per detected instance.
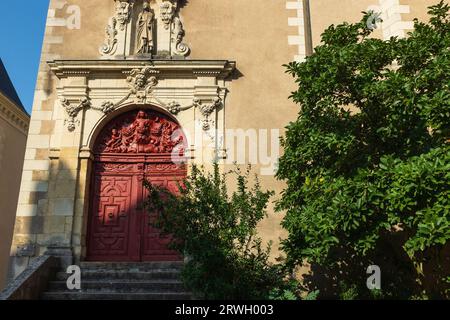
[0,59,28,115]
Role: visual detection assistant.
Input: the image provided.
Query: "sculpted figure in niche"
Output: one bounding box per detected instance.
[136,1,155,55]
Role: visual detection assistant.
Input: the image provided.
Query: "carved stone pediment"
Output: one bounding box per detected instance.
[100,0,190,59]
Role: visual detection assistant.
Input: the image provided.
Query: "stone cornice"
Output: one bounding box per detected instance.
[48,59,236,80]
[0,93,30,135]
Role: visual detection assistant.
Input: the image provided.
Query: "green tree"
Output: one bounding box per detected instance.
[277,1,450,299]
[144,164,287,300]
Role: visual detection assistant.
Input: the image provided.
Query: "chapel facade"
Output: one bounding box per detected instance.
[7,0,436,282]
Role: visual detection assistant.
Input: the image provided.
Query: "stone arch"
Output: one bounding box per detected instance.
[86,102,181,153]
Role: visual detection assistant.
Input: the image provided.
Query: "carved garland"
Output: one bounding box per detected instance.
[61,98,91,131]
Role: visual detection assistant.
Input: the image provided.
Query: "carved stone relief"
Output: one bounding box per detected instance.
[95,110,185,155]
[100,0,190,58]
[115,0,134,30]
[136,2,155,55]
[160,0,176,30]
[61,98,91,131]
[194,97,223,131]
[100,0,135,57]
[171,16,189,56]
[87,66,195,119]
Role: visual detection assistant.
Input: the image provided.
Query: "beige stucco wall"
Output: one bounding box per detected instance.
[9,0,436,277]
[0,95,28,289]
[310,0,383,46]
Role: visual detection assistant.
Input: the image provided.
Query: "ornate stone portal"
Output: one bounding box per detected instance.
[100,0,190,58]
[7,0,235,275]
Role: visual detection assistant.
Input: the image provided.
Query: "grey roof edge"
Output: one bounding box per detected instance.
[0,59,28,116]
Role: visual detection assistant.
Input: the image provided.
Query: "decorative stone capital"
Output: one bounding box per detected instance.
[194,97,223,131]
[60,98,91,131]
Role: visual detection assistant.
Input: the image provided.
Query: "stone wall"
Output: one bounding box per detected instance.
[9,0,435,278]
[0,93,29,290]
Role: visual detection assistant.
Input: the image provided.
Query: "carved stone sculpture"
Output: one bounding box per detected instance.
[61,98,91,131]
[171,16,190,56]
[160,0,176,29]
[100,0,190,58]
[194,97,222,131]
[100,17,118,55]
[136,1,155,55]
[100,0,134,57]
[115,0,133,30]
[127,67,158,92]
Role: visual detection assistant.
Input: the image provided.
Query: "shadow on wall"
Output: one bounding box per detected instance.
[7,157,81,285]
[299,233,449,299]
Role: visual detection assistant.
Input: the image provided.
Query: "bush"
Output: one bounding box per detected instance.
[277,1,450,299]
[145,164,288,300]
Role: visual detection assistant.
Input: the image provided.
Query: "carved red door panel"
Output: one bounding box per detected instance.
[141,176,184,261]
[87,109,187,262]
[87,174,140,261]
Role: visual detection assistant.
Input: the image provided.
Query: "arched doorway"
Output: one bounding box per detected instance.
[86,109,187,262]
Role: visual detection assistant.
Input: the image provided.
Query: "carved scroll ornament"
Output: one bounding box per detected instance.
[100,0,134,56]
[194,97,222,131]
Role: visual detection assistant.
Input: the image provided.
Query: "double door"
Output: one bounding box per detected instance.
[86,161,185,262]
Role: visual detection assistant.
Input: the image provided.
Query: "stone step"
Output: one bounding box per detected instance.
[55,270,182,281]
[41,291,191,300]
[48,280,186,293]
[79,261,184,271]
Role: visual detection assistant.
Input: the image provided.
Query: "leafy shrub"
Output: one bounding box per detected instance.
[145,164,288,300]
[277,1,450,299]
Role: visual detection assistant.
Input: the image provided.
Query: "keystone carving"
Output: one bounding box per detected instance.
[126,67,159,104]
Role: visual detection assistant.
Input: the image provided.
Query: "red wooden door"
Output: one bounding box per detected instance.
[87,166,141,261]
[140,164,186,261]
[86,110,186,262]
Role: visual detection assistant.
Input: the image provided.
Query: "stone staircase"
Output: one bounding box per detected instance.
[41,261,191,300]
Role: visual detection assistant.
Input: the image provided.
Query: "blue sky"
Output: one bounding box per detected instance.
[0,1,49,113]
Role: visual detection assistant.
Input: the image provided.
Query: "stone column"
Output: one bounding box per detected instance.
[72,148,93,263]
